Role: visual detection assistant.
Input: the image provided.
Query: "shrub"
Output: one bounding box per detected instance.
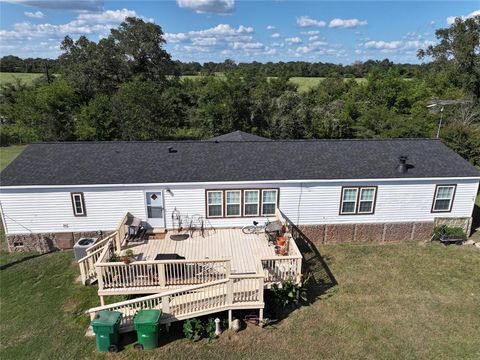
[183,318,204,341]
[431,225,467,241]
[205,318,218,342]
[271,277,307,309]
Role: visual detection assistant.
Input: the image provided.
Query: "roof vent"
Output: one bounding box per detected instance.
[397,156,408,173]
[168,146,177,153]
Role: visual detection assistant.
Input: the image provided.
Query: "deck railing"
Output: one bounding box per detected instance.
[96,259,231,292]
[87,273,264,332]
[78,234,115,285]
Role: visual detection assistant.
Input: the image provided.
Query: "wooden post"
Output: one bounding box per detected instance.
[259,309,264,327]
[159,263,166,287]
[100,296,105,306]
[228,310,233,329]
[115,231,121,254]
[96,265,104,291]
[79,262,87,285]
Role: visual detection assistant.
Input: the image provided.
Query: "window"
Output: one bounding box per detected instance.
[207,191,223,217]
[226,190,241,217]
[432,185,456,212]
[244,190,260,216]
[262,189,278,216]
[340,188,358,214]
[358,187,376,214]
[71,193,86,216]
[340,187,377,215]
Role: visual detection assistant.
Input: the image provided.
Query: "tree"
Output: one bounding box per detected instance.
[110,17,175,84]
[75,95,114,140]
[418,15,480,100]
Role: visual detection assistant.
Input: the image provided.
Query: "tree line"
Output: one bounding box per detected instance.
[0,16,479,167]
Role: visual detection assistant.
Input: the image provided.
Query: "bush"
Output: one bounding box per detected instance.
[183,318,203,341]
[431,225,467,241]
[271,277,307,309]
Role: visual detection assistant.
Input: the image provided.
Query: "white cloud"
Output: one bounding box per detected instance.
[191,37,217,46]
[285,36,301,44]
[232,41,263,49]
[309,35,318,41]
[267,25,275,30]
[300,30,319,36]
[5,0,103,11]
[447,10,480,25]
[271,33,280,38]
[0,8,148,58]
[176,0,235,14]
[430,20,436,26]
[363,39,434,52]
[329,18,368,28]
[364,40,402,50]
[24,11,44,19]
[296,16,326,28]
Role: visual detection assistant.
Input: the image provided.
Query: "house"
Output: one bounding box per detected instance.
[1,132,478,250]
[1,132,479,330]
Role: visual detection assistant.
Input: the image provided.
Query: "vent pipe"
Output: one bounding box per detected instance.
[397,156,408,173]
[168,146,177,153]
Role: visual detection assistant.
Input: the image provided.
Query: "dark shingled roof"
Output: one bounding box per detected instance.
[210,131,270,142]
[1,138,479,186]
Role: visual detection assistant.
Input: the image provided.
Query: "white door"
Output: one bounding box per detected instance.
[145,191,165,228]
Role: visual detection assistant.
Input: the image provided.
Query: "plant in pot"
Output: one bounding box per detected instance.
[121,249,135,264]
[281,221,289,234]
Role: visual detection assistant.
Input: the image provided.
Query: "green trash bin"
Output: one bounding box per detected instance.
[91,310,122,353]
[133,310,162,351]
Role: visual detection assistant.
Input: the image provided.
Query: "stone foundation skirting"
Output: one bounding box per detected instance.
[6,231,109,253]
[298,221,435,246]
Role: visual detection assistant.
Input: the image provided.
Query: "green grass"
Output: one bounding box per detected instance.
[0,72,44,86]
[0,241,478,359]
[0,145,26,171]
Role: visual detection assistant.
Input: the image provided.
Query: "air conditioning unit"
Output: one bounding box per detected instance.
[73,237,98,262]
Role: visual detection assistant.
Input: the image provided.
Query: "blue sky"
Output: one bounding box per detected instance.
[0,1,478,64]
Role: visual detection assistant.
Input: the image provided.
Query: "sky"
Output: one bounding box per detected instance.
[0,0,478,64]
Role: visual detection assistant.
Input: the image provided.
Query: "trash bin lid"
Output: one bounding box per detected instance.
[92,310,122,326]
[133,310,161,325]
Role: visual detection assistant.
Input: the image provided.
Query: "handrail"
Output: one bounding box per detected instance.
[77,245,105,264]
[87,279,230,314]
[95,258,230,267]
[85,232,117,254]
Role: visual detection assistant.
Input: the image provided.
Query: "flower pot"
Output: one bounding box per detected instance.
[122,257,131,265]
[276,236,286,246]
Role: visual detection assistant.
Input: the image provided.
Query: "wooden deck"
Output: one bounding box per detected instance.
[121,228,293,275]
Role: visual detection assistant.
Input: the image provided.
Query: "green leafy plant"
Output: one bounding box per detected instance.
[205,318,218,342]
[124,249,134,258]
[183,318,204,341]
[431,225,467,241]
[108,252,120,262]
[271,277,308,309]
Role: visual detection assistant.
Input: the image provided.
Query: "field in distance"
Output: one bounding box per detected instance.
[1,72,366,92]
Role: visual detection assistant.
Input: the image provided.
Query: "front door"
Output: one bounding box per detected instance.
[145,191,165,228]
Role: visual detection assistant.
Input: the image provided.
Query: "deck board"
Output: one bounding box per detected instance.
[122,228,284,274]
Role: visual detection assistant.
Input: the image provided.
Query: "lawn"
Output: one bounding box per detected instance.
[0,72,365,92]
[0,241,478,359]
[0,145,26,171]
[0,72,44,86]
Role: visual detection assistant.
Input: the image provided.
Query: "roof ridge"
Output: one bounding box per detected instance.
[28,138,440,145]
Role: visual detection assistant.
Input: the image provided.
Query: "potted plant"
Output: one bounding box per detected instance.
[276,235,286,246]
[122,249,135,264]
[281,221,289,234]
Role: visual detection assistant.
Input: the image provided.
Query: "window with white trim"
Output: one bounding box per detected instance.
[244,190,260,216]
[340,188,358,214]
[261,189,278,216]
[207,191,223,217]
[340,187,377,215]
[432,185,456,212]
[71,192,86,216]
[225,190,241,217]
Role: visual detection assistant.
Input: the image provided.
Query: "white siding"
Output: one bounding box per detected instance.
[0,179,478,235]
[0,187,146,234]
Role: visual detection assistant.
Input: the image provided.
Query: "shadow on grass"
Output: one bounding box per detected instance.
[470,203,480,237]
[263,224,337,322]
[0,250,56,270]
